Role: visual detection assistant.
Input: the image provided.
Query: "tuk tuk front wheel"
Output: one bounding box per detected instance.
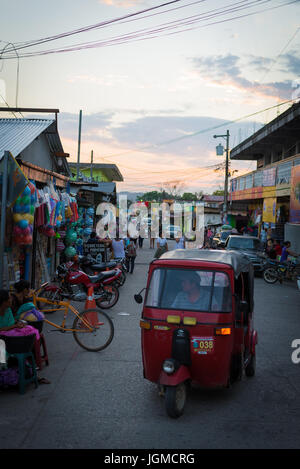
[165,383,187,418]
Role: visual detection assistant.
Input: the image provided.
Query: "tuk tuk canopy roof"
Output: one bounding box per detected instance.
[158,249,253,278]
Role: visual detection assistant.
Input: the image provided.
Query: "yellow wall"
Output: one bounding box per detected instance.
[262,197,277,223]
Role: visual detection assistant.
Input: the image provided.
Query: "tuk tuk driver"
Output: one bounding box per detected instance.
[171,271,218,311]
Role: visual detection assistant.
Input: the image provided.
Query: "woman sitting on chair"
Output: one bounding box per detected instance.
[0,289,50,384]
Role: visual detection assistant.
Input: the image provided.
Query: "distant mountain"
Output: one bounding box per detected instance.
[118,191,143,202]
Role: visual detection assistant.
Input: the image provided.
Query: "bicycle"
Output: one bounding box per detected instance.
[263,257,300,285]
[32,289,114,352]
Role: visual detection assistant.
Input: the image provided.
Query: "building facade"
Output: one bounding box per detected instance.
[229,102,300,249]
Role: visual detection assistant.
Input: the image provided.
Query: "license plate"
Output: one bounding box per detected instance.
[191,337,214,355]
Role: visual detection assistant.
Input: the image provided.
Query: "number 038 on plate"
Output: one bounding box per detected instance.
[192,337,214,355]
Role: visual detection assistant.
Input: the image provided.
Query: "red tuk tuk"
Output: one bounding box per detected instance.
[135,249,258,418]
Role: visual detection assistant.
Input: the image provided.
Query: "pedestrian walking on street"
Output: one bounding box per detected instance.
[105,237,126,261]
[174,236,185,250]
[149,225,155,249]
[260,227,267,247]
[126,238,137,274]
[138,235,144,248]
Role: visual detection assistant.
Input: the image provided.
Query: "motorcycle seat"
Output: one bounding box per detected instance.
[98,269,117,279]
[88,270,118,282]
[91,262,117,270]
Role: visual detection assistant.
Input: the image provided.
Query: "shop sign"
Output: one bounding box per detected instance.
[262,197,276,223]
[290,166,300,223]
[83,242,105,257]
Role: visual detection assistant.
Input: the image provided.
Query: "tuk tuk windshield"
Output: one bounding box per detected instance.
[146,268,232,313]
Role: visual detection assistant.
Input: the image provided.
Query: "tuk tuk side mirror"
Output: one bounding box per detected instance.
[134,287,146,304]
[134,294,143,304]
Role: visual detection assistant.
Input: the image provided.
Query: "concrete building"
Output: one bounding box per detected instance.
[229,102,300,250]
[69,162,124,206]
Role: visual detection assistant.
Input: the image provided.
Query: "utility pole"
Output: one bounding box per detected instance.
[0,151,9,288]
[90,149,93,180]
[213,130,230,223]
[76,110,82,181]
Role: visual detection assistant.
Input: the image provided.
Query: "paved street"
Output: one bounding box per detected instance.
[1,241,300,450]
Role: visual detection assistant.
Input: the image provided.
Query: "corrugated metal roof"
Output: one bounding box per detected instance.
[0,118,53,161]
[69,162,123,181]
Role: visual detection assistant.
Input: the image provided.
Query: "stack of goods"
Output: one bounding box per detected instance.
[12,182,36,246]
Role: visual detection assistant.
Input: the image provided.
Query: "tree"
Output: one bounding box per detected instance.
[181,192,197,201]
[137,191,164,202]
[181,191,203,201]
[212,189,224,196]
[162,182,186,199]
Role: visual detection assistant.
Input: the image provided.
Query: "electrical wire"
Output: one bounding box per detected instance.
[93,96,299,165]
[259,25,300,84]
[0,2,269,58]
[0,0,199,54]
[1,0,296,59]
[77,96,299,185]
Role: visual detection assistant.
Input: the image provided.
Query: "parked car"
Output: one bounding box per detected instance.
[224,235,265,273]
[212,230,231,248]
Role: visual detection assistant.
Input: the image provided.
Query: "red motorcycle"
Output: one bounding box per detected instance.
[36,261,121,311]
[76,255,127,286]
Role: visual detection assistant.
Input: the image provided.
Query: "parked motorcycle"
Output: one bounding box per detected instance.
[76,255,127,286]
[36,261,121,311]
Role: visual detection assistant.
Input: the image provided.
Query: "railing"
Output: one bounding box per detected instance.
[231,156,300,193]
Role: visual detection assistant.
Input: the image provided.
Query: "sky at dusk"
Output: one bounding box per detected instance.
[1,0,300,194]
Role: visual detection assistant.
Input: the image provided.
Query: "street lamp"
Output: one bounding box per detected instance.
[213,130,230,222]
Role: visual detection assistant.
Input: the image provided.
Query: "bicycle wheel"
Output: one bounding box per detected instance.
[72,308,114,351]
[36,286,62,312]
[263,268,278,284]
[96,285,119,309]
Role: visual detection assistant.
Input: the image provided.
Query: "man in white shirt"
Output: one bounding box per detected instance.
[103,237,126,259]
[175,236,185,249]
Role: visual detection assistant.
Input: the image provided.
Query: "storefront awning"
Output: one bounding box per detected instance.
[20,161,69,188]
[75,182,116,195]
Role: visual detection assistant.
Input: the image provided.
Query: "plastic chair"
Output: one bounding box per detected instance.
[7,351,38,394]
[0,333,39,394]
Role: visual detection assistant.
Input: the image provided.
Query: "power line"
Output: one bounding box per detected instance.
[260,25,300,84]
[2,0,296,59]
[0,0,196,54]
[95,97,298,163]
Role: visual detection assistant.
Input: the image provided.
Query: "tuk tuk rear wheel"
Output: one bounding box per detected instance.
[245,354,256,377]
[165,383,187,418]
[230,352,243,383]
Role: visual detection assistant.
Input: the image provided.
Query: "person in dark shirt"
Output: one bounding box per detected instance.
[280,241,299,262]
[266,239,277,260]
[86,232,99,244]
[10,280,33,319]
[273,240,282,258]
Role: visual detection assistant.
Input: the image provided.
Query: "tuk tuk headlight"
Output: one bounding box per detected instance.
[162,359,176,375]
